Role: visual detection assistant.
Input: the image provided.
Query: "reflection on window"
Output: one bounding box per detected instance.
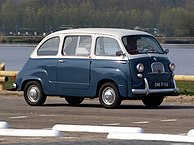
[63,36,91,56]
[37,37,59,56]
[95,37,121,56]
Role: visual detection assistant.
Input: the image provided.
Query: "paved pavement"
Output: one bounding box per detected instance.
[1,94,194,145]
[1,139,184,145]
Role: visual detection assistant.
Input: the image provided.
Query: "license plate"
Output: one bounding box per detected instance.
[154,82,169,88]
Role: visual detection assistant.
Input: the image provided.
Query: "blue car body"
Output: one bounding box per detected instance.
[15,28,178,108]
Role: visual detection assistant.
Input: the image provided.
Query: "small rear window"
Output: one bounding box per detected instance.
[37,37,60,56]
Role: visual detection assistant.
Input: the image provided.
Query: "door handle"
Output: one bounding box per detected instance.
[119,60,127,64]
[58,60,65,63]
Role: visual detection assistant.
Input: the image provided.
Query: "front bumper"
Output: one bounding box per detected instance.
[132,78,179,95]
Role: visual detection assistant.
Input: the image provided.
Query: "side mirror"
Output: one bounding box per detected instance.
[116,51,125,56]
[164,49,169,54]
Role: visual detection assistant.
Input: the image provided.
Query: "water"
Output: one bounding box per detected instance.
[0,43,194,75]
[162,44,194,75]
[0,43,35,71]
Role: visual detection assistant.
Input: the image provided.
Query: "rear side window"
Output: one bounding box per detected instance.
[63,35,92,56]
[37,37,60,56]
[95,37,121,56]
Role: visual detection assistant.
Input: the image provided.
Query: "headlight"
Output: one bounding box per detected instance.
[136,63,144,72]
[169,63,175,71]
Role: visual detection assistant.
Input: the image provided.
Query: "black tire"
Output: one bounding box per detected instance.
[142,96,164,108]
[65,96,84,105]
[99,82,121,109]
[24,81,47,106]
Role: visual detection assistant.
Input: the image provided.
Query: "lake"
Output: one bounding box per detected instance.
[0,43,194,75]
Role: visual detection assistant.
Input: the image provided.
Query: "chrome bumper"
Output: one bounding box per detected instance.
[132,78,179,95]
[12,83,17,90]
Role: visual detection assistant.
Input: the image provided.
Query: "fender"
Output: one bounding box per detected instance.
[16,68,57,95]
[91,67,132,97]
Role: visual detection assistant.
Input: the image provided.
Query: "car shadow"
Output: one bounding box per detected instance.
[43,103,194,110]
[118,104,194,110]
[43,103,102,108]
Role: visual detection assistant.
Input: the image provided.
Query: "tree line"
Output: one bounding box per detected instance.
[0,0,194,36]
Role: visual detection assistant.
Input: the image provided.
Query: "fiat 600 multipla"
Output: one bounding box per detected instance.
[15,28,178,108]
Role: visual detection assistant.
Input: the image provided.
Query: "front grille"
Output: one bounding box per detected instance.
[151,62,165,73]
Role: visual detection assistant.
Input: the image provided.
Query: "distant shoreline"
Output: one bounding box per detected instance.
[0,35,44,43]
[157,36,194,44]
[1,35,194,44]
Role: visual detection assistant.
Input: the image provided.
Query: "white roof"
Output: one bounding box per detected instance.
[52,28,152,38]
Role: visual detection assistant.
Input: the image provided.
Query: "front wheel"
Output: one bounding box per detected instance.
[99,82,121,109]
[24,81,47,106]
[142,96,164,108]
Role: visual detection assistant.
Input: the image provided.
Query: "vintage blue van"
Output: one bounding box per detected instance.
[15,28,178,108]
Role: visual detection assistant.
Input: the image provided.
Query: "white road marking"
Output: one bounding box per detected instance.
[160,119,177,122]
[52,124,144,133]
[132,121,149,124]
[42,128,52,130]
[178,133,188,136]
[108,133,194,143]
[0,129,62,137]
[20,137,43,140]
[10,116,27,119]
[103,123,120,126]
[39,114,57,117]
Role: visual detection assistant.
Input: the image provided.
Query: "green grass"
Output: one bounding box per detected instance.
[176,81,194,95]
[5,76,15,90]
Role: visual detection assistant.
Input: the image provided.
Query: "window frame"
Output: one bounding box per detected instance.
[122,35,164,55]
[37,36,60,56]
[95,36,122,57]
[62,35,92,57]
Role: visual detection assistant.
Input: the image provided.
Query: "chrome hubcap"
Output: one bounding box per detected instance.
[27,86,40,102]
[102,87,116,105]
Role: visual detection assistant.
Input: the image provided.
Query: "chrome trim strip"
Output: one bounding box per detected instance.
[144,78,149,95]
[132,88,178,95]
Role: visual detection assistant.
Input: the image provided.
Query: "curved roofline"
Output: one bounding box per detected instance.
[51,28,152,37]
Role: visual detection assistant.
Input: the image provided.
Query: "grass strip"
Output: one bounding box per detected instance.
[176,81,194,96]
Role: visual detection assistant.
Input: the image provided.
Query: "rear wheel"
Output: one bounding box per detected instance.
[142,96,164,108]
[24,81,47,106]
[99,82,121,109]
[65,96,84,105]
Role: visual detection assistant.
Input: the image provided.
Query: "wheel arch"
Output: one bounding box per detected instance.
[21,78,43,91]
[96,78,128,98]
[96,79,119,97]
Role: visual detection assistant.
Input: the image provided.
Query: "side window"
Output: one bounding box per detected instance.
[63,36,78,55]
[63,36,92,56]
[95,37,121,56]
[37,37,59,56]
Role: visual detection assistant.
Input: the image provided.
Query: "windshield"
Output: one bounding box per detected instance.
[122,35,164,55]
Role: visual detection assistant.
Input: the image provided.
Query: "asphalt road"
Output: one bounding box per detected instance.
[1,94,194,145]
